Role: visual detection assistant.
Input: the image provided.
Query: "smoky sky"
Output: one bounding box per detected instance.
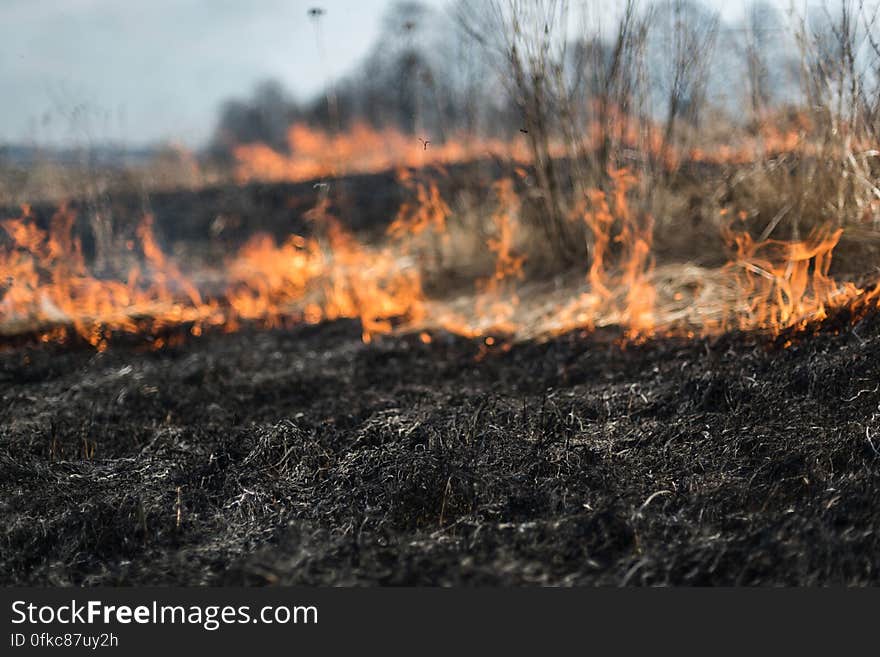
[0,0,447,147]
[0,0,777,148]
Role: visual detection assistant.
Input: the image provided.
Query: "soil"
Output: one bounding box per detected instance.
[3,308,880,586]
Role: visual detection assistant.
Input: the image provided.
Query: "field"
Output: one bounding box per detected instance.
[3,176,880,586]
[4,0,880,588]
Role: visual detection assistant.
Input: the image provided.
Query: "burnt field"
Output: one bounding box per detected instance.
[3,306,880,586]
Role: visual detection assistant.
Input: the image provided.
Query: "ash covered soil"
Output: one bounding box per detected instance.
[2,313,880,586]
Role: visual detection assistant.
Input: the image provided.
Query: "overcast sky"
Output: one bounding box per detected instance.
[1,0,784,148]
[0,0,450,147]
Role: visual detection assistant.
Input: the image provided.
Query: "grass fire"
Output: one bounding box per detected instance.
[3,0,880,586]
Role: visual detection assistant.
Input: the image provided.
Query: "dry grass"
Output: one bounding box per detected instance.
[0,148,209,208]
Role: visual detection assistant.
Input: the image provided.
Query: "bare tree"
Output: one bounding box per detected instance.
[454,0,579,258]
[860,0,880,136]
[794,0,876,134]
[740,1,784,120]
[453,0,657,261]
[648,0,719,173]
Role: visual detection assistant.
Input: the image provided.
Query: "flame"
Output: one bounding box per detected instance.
[0,199,424,348]
[429,178,526,339]
[542,168,655,337]
[387,169,451,244]
[0,205,222,350]
[232,111,817,187]
[224,220,425,343]
[234,122,534,183]
[3,112,880,352]
[3,174,877,352]
[213,197,427,343]
[225,232,325,326]
[716,222,862,333]
[320,209,425,342]
[475,179,526,331]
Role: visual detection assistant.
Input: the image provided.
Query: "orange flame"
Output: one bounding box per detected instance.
[234,122,534,183]
[232,110,817,186]
[716,222,862,333]
[0,205,225,350]
[2,154,879,350]
[546,168,655,337]
[0,199,424,348]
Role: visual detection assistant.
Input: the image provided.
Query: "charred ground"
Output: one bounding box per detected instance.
[2,307,880,585]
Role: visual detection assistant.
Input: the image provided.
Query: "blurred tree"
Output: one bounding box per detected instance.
[210,80,301,159]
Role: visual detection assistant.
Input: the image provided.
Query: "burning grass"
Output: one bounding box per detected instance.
[2,155,878,353]
[3,124,880,587]
[229,115,815,186]
[5,0,880,589]
[233,122,536,183]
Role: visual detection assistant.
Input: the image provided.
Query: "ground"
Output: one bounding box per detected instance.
[2,306,880,586]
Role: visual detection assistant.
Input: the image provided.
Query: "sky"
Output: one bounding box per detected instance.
[0,0,785,148]
[0,0,447,147]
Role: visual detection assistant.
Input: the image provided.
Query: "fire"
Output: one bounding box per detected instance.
[539,168,654,338]
[475,179,526,331]
[320,212,425,342]
[387,169,450,244]
[427,177,526,340]
[227,221,424,342]
[0,205,222,350]
[231,111,813,187]
[225,218,425,343]
[225,232,325,326]
[0,199,425,348]
[2,121,879,352]
[234,122,534,183]
[716,222,862,333]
